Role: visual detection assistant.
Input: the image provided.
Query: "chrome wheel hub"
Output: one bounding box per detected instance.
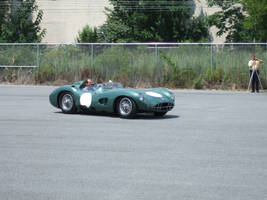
[61,94,73,111]
[119,98,132,116]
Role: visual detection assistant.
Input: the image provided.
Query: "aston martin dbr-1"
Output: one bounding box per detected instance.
[49,81,175,118]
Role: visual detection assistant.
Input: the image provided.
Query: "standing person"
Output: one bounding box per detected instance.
[248,55,263,93]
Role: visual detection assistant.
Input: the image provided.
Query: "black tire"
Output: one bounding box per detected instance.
[154,111,167,117]
[59,92,76,114]
[116,97,136,118]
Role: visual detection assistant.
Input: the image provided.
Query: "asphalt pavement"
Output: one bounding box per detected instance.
[0,85,267,200]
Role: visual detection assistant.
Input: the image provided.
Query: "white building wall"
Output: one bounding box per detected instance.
[36,0,110,43]
[36,0,225,43]
[194,0,226,43]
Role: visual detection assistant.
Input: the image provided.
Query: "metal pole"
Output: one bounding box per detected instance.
[266,43,267,89]
[255,70,264,91]
[91,44,94,67]
[36,44,40,68]
[35,43,40,83]
[155,44,158,65]
[210,43,213,71]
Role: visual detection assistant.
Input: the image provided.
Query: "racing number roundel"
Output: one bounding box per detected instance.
[80,93,92,108]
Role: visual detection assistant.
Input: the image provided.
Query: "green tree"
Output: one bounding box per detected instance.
[97,0,210,42]
[207,0,267,42]
[0,0,9,41]
[242,0,267,42]
[0,0,45,43]
[76,25,98,43]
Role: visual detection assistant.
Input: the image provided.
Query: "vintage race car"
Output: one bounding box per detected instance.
[49,81,175,118]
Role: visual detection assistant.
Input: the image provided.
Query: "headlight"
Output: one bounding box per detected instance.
[138,93,145,101]
[145,91,163,98]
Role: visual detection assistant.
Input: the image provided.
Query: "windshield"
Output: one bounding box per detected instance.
[82,82,123,92]
[103,82,123,89]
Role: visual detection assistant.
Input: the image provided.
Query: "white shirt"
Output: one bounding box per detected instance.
[248,60,260,70]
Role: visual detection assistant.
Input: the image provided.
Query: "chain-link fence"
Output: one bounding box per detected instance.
[0,43,266,89]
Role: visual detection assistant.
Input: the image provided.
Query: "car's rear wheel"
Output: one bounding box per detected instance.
[59,92,76,114]
[154,111,167,117]
[117,97,136,118]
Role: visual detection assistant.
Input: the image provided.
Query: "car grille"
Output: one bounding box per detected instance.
[153,102,174,112]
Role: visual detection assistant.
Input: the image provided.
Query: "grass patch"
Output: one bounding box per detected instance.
[0,44,266,89]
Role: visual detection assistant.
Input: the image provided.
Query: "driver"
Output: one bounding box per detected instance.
[81,78,94,91]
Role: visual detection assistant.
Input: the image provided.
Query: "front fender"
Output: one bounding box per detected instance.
[49,85,83,108]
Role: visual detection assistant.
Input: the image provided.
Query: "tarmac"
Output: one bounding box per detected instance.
[0,85,267,200]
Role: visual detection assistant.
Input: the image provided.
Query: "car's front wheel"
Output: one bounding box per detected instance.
[59,92,76,114]
[117,97,136,118]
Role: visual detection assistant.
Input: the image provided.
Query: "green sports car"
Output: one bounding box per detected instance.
[49,81,175,118]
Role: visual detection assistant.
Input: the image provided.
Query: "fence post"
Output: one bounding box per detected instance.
[36,43,40,68]
[266,43,267,87]
[210,43,213,71]
[155,44,158,65]
[91,44,94,67]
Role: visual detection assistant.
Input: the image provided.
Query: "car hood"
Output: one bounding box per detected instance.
[110,88,173,99]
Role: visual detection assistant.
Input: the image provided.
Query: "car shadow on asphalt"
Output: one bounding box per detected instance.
[54,111,179,120]
[133,113,179,120]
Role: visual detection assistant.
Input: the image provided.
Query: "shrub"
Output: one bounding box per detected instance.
[204,67,224,87]
[76,25,98,43]
[193,77,203,89]
[34,65,54,83]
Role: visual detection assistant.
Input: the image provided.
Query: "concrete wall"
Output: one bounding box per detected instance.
[36,0,110,43]
[37,0,225,43]
[194,0,226,43]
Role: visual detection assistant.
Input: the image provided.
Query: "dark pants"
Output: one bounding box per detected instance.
[250,70,259,92]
